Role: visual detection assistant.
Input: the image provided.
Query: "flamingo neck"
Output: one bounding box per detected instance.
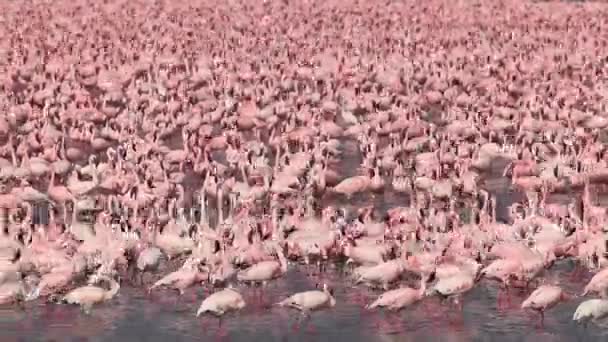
[48,171,56,192]
[105,279,120,300]
[418,277,427,298]
[277,247,288,273]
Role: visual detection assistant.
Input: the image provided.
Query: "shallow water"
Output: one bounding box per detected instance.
[1,261,607,342]
[4,166,607,341]
[5,139,604,341]
[2,0,607,338]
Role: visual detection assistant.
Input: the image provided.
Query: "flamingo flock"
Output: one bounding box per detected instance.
[3,0,608,334]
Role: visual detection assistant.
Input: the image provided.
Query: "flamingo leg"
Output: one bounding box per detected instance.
[533,310,545,329]
[134,203,139,221]
[174,290,182,308]
[291,315,301,332]
[290,304,310,331]
[420,300,431,316]
[452,297,466,326]
[299,309,311,322]
[261,281,270,305]
[388,309,401,329]
[82,304,92,315]
[216,316,229,338]
[16,299,25,311]
[62,203,68,223]
[505,286,513,307]
[452,296,462,311]
[569,264,582,281]
[496,287,505,310]
[255,284,262,305]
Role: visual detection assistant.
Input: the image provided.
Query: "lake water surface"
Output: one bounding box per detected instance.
[2,144,607,342]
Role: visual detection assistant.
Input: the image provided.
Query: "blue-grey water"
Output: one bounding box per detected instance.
[1,0,607,338]
[1,145,605,342]
[0,262,605,342]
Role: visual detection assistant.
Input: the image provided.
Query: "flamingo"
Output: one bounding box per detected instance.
[276,284,335,313]
[573,299,608,324]
[196,287,246,317]
[366,273,432,310]
[236,243,288,284]
[62,275,120,313]
[521,285,569,324]
[136,247,163,284]
[428,271,477,310]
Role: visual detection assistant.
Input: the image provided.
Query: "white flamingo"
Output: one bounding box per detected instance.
[276,283,335,313]
[196,287,246,317]
[573,299,608,324]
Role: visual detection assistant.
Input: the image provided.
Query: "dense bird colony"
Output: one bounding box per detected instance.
[2,0,608,330]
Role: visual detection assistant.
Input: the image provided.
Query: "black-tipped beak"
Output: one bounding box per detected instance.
[426,270,437,284]
[475,270,485,282]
